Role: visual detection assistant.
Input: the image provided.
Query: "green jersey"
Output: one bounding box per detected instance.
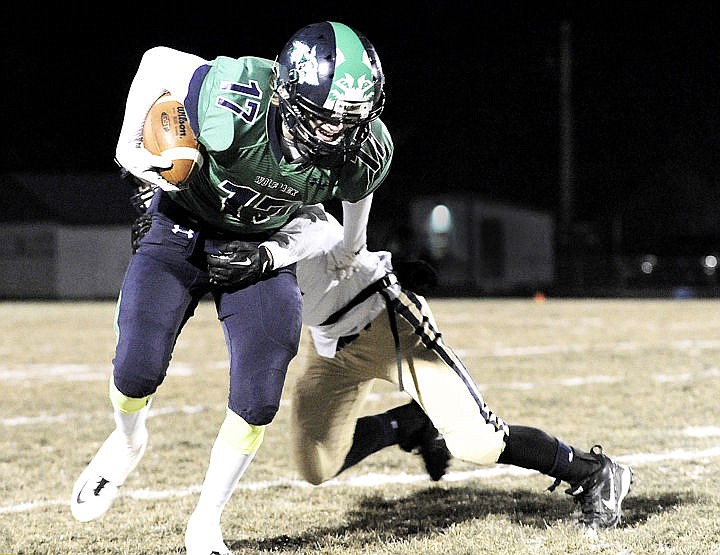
[170,55,393,233]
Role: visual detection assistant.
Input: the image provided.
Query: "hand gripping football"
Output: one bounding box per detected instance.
[142,94,203,187]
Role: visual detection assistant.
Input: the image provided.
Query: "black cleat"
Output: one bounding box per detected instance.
[391,401,452,481]
[565,445,634,529]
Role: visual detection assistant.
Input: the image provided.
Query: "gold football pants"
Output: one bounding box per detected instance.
[291,290,509,484]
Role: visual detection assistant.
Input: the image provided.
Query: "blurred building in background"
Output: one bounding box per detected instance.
[0,172,135,299]
[396,196,555,296]
[1,172,719,300]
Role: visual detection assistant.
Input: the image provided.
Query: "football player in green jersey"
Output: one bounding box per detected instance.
[70,22,391,555]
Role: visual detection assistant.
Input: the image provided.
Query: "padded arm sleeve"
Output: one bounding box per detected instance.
[340,194,373,254]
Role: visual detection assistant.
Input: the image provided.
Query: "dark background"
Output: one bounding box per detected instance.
[5,2,720,261]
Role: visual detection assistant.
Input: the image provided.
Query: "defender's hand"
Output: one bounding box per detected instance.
[131,214,153,253]
[129,184,156,214]
[207,241,274,288]
[326,244,365,280]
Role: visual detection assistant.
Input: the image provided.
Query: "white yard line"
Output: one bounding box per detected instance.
[1,446,720,515]
[0,362,198,382]
[3,337,720,382]
[1,403,269,427]
[2,364,718,428]
[456,338,720,359]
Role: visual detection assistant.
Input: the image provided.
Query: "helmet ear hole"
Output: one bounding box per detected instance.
[274,21,385,158]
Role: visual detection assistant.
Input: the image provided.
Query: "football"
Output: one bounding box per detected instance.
[142,93,203,187]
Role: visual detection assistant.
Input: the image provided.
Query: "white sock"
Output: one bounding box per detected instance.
[194,439,255,520]
[113,399,151,450]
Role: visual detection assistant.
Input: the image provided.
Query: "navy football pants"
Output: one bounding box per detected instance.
[112,194,302,426]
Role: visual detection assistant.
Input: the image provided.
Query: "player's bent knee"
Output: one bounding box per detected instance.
[109,379,151,413]
[293,443,342,485]
[228,368,286,425]
[443,425,507,466]
[229,404,279,427]
[294,459,326,486]
[219,409,266,455]
[303,473,325,486]
[295,457,335,485]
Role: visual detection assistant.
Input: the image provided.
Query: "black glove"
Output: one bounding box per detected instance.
[207,241,274,288]
[131,214,153,253]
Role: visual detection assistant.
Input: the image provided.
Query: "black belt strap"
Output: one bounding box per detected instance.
[319,273,398,326]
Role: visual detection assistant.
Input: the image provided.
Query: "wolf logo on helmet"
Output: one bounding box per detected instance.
[326,29,376,116]
[289,42,320,86]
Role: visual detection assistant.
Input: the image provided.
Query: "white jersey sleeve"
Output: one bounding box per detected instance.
[261,206,399,358]
[260,204,330,269]
[115,47,209,188]
[340,194,372,253]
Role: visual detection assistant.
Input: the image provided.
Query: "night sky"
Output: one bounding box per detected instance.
[6,2,720,251]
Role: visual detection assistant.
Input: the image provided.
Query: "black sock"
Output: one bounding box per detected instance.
[336,413,398,476]
[496,425,557,472]
[496,425,601,485]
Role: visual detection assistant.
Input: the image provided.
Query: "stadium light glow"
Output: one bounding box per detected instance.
[702,254,717,275]
[640,255,657,275]
[426,204,453,260]
[429,204,452,234]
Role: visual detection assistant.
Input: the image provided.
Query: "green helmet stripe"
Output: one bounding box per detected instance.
[328,22,374,105]
[330,22,365,58]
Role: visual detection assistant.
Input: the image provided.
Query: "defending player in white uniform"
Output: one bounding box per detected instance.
[273,206,634,530]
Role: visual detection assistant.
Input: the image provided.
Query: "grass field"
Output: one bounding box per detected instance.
[2,298,720,554]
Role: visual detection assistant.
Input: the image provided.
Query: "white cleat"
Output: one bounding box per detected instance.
[70,428,148,522]
[71,471,119,522]
[185,510,232,555]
